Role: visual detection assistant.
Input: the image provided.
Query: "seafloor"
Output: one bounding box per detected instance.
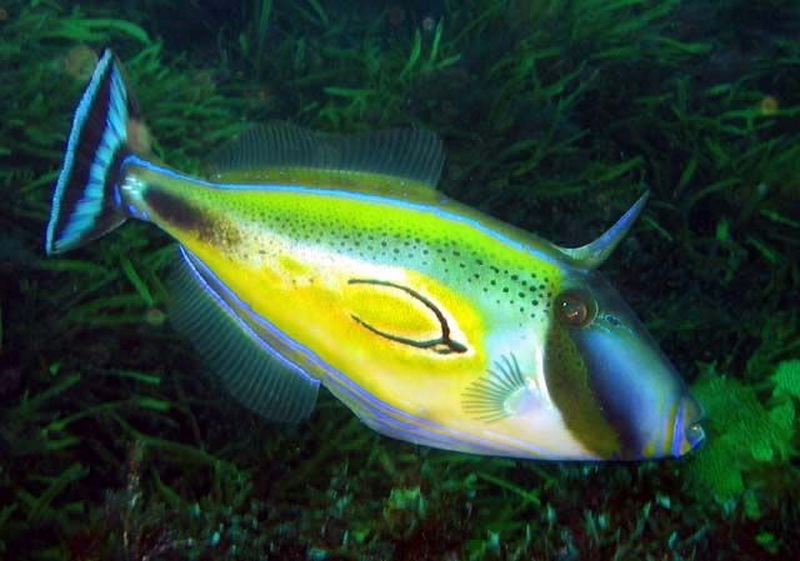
[1,1,798,559]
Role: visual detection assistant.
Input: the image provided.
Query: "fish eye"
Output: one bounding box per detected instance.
[554,290,595,327]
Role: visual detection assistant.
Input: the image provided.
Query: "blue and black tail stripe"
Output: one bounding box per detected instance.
[45,49,140,254]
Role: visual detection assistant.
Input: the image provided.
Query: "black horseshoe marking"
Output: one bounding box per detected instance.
[348,278,467,354]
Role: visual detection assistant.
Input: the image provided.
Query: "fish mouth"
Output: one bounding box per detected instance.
[671,395,706,457]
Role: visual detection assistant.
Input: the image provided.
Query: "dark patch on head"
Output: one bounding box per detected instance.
[544,324,621,459]
[581,346,643,460]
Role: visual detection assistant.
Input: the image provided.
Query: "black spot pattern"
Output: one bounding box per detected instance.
[236,203,556,326]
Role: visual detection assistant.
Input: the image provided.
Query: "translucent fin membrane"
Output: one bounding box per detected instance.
[208,123,445,188]
[169,247,319,422]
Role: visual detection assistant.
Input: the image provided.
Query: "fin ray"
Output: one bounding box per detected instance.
[169,247,319,422]
[46,49,140,254]
[208,123,445,189]
[462,355,540,422]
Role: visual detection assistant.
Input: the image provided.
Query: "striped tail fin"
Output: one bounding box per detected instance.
[45,49,140,255]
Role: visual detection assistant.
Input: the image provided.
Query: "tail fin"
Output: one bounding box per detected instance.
[45,49,140,255]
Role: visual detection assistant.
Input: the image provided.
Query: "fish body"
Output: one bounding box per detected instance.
[46,50,704,460]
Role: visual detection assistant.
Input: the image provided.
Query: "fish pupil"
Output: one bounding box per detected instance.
[556,291,592,327]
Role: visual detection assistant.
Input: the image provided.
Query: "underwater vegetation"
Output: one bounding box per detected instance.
[1,0,798,559]
[687,361,799,514]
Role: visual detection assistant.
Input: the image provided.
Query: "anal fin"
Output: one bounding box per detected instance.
[169,246,319,422]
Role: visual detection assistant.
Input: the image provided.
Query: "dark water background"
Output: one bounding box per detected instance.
[1,1,799,559]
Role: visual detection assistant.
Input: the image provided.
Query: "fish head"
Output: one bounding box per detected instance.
[545,267,705,460]
[339,193,705,461]
[529,192,705,460]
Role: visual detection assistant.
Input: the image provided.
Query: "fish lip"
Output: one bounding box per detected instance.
[671,399,687,458]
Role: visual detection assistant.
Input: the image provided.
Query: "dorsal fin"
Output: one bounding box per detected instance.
[206,123,445,197]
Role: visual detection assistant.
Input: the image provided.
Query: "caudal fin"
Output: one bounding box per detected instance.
[45,49,140,255]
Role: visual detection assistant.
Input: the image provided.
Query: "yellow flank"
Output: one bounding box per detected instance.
[345,280,447,343]
[137,165,583,455]
[184,236,488,424]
